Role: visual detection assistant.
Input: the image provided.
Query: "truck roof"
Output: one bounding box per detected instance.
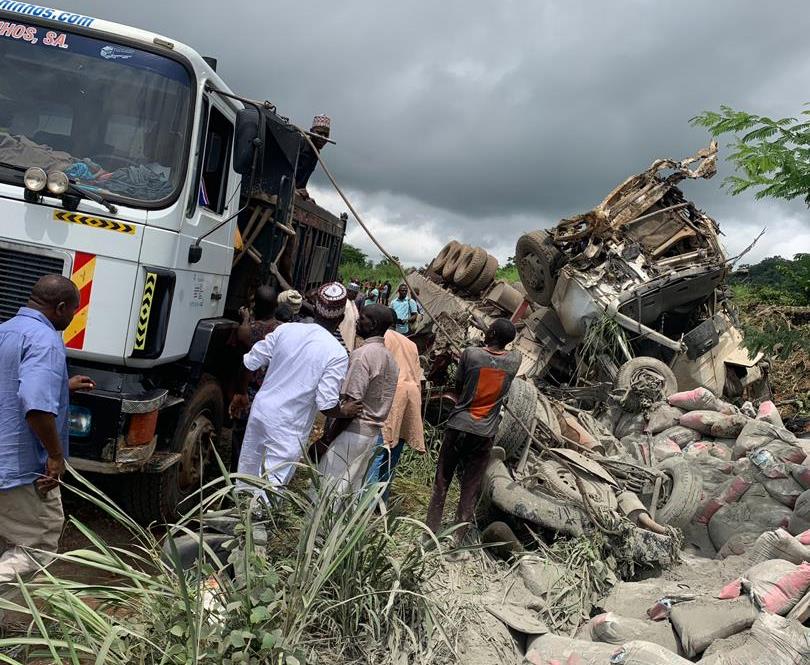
[0,1,232,95]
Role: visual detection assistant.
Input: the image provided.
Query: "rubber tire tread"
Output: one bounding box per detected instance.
[468,254,499,295]
[494,378,537,462]
[654,456,703,529]
[615,357,678,397]
[123,379,225,525]
[454,247,488,287]
[442,243,470,280]
[431,240,461,272]
[515,231,562,306]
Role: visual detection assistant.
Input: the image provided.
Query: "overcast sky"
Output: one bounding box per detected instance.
[57,1,810,265]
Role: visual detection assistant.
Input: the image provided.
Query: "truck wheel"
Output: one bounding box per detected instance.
[431,240,461,273]
[442,243,470,281]
[125,379,224,525]
[467,254,499,295]
[652,456,702,529]
[494,378,537,462]
[515,231,563,306]
[615,357,678,398]
[453,247,488,287]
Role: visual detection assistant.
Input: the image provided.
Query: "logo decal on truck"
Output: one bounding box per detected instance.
[133,271,157,351]
[64,251,95,350]
[53,210,136,235]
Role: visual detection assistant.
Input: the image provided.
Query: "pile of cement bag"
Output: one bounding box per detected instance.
[612,387,810,553]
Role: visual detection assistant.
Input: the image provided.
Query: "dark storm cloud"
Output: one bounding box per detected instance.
[51,0,810,261]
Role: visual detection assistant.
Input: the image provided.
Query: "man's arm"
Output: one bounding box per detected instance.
[26,411,64,491]
[454,349,468,397]
[229,330,278,417]
[317,352,362,419]
[408,299,418,324]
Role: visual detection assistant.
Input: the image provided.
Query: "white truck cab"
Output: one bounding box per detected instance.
[0,3,346,521]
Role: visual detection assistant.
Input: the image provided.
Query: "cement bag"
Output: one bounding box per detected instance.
[614,411,647,439]
[694,475,753,525]
[693,455,734,497]
[524,633,616,665]
[763,476,806,509]
[758,400,785,427]
[788,489,810,536]
[792,465,810,490]
[646,403,685,434]
[667,387,732,414]
[717,532,759,559]
[607,641,692,665]
[733,419,798,459]
[798,530,810,546]
[697,613,810,665]
[718,559,810,615]
[708,484,792,550]
[669,596,757,658]
[652,438,681,462]
[654,426,699,449]
[749,529,810,565]
[679,411,749,439]
[684,441,732,461]
[576,612,680,653]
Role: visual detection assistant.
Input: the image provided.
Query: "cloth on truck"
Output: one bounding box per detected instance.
[0,485,64,584]
[718,559,810,615]
[0,133,73,172]
[668,596,757,658]
[102,165,173,201]
[697,613,810,665]
[237,323,348,492]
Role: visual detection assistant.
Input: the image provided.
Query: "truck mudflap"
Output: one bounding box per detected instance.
[68,388,169,472]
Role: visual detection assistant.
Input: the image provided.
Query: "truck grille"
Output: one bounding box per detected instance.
[0,248,65,323]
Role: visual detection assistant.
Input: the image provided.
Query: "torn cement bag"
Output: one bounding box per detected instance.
[695,475,753,525]
[668,387,734,414]
[575,612,680,654]
[758,400,785,428]
[679,411,749,439]
[696,613,810,665]
[749,529,810,565]
[654,426,700,449]
[669,596,758,659]
[607,641,692,665]
[788,489,810,536]
[718,559,810,615]
[708,484,792,550]
[733,419,798,459]
[646,403,685,435]
[524,633,617,665]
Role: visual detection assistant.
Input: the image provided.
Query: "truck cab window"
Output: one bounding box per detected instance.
[200,106,233,215]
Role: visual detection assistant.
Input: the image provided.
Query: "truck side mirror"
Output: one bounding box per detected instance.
[233,108,261,175]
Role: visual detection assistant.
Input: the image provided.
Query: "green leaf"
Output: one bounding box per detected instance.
[169,624,185,637]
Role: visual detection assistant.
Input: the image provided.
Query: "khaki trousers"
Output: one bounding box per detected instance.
[0,484,64,584]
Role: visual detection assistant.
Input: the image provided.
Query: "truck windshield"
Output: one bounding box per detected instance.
[0,21,192,207]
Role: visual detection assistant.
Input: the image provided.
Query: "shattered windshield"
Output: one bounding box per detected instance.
[0,20,192,206]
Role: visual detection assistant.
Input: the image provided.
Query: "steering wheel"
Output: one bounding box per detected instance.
[91,154,141,171]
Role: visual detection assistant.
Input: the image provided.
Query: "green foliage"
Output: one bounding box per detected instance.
[731,254,810,306]
[691,105,810,204]
[338,243,369,267]
[0,465,453,665]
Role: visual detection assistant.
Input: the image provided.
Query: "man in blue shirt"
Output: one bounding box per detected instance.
[0,275,94,584]
[391,284,419,335]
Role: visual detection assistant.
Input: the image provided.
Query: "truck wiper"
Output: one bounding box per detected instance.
[0,161,117,215]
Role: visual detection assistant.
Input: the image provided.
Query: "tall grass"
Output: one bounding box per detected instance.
[0,464,454,665]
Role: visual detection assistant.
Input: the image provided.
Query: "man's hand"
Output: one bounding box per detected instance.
[69,375,95,392]
[229,393,249,419]
[37,454,65,493]
[239,306,251,324]
[339,398,364,419]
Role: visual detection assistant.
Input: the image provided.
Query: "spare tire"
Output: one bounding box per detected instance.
[431,240,461,273]
[653,456,702,529]
[615,357,678,398]
[442,243,469,280]
[454,246,488,287]
[515,231,563,306]
[494,378,537,461]
[468,254,499,295]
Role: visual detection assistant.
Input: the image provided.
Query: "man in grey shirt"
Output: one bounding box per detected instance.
[426,319,520,548]
[317,304,399,499]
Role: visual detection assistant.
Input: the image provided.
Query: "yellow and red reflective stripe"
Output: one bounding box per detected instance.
[64,251,96,350]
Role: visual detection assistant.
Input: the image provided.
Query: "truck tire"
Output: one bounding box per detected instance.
[652,456,702,529]
[431,240,461,273]
[468,254,499,295]
[515,231,563,306]
[615,357,678,398]
[124,379,225,525]
[494,378,537,461]
[453,247,488,287]
[442,243,470,281]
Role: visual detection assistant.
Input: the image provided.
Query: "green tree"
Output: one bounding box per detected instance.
[339,243,368,267]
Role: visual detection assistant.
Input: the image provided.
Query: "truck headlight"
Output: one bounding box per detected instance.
[46,170,70,195]
[24,167,47,192]
[68,405,92,437]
